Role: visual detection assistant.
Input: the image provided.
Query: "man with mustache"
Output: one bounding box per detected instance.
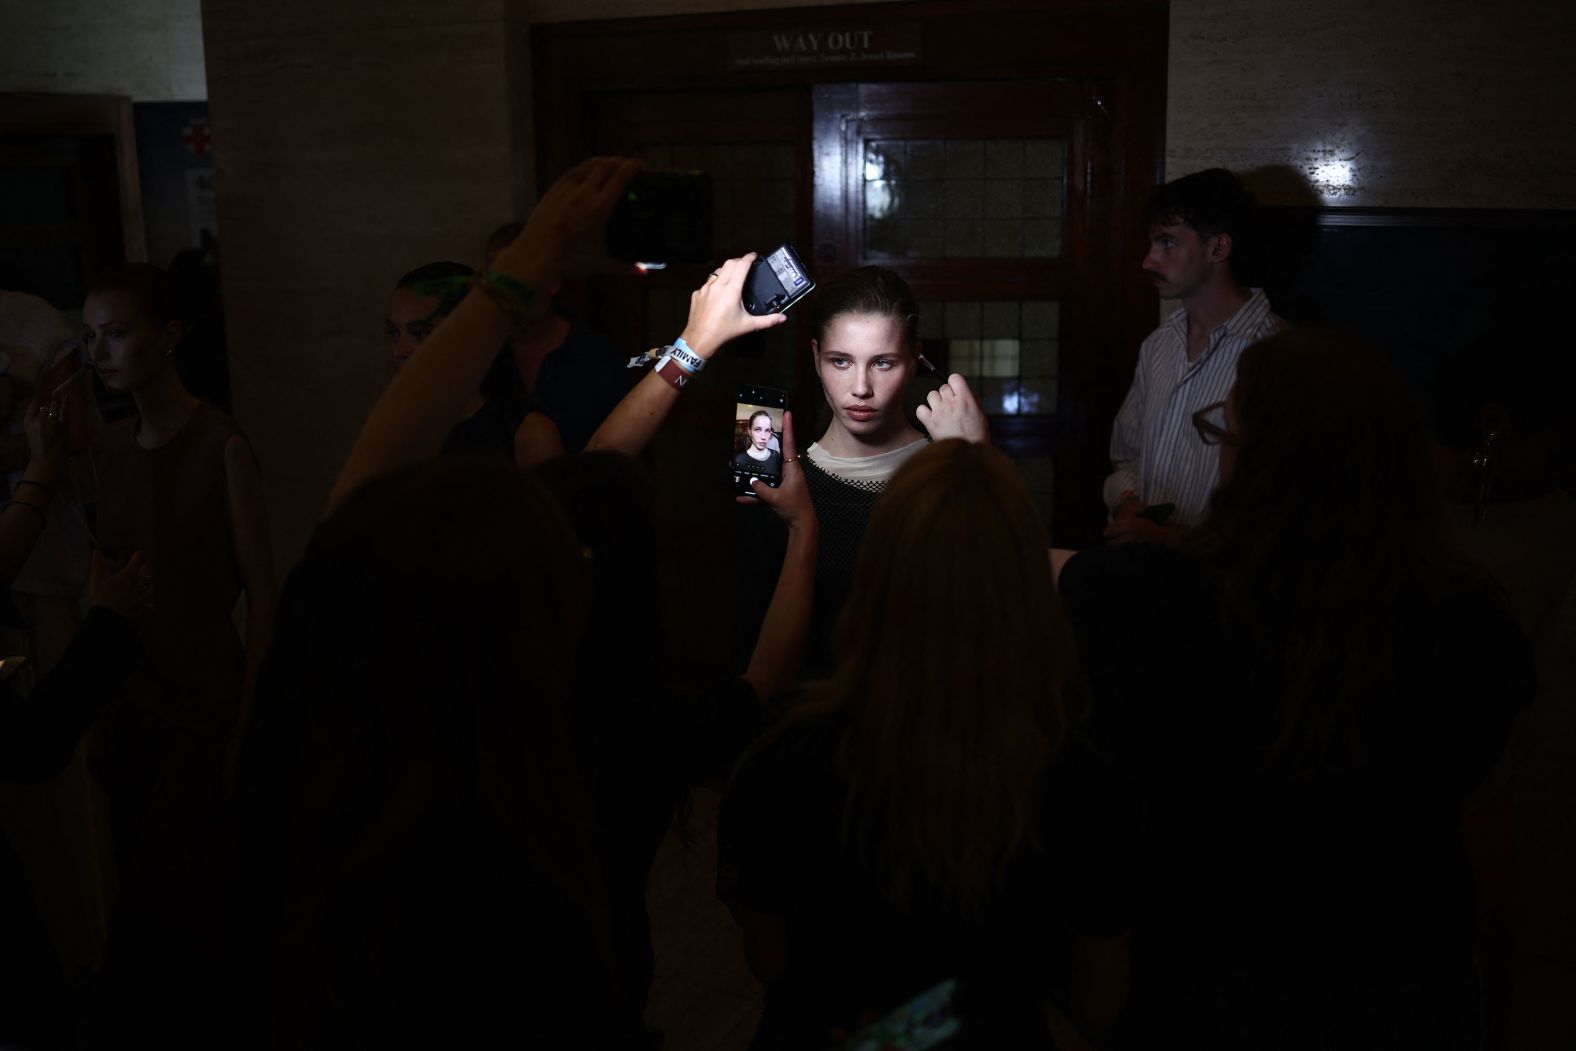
[1102,168,1282,544]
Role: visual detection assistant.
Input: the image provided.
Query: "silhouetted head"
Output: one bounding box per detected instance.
[1191,328,1471,771]
[812,438,1074,915]
[387,261,473,370]
[240,458,615,1040]
[1215,327,1438,543]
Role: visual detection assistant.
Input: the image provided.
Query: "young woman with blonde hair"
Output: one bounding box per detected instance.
[720,439,1136,1049]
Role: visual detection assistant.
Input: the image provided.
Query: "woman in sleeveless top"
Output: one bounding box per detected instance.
[83,263,275,916]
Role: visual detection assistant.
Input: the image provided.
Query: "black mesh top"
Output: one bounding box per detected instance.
[734,445,926,680]
[796,455,892,676]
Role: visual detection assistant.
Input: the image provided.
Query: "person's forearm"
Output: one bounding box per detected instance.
[584,367,682,457]
[743,521,817,701]
[584,319,729,457]
[328,277,544,512]
[0,457,63,579]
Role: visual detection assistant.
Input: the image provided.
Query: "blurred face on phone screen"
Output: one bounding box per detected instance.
[750,413,774,450]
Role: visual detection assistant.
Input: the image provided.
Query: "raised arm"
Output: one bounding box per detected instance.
[738,412,816,703]
[584,254,787,457]
[0,396,68,581]
[328,157,641,512]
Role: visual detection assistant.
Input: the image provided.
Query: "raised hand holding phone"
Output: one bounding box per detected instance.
[331,156,643,510]
[680,253,789,357]
[738,410,812,521]
[585,253,791,459]
[493,156,645,290]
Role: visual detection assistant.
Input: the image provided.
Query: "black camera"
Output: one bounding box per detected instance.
[605,170,714,264]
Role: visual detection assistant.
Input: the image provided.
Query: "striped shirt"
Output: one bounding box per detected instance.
[1103,289,1281,525]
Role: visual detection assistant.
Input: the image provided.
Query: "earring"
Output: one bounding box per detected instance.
[163,347,174,358]
[1471,429,1500,527]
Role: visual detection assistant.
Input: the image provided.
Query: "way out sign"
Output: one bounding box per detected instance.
[727,24,922,70]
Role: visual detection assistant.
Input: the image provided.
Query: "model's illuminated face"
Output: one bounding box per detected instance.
[813,312,917,442]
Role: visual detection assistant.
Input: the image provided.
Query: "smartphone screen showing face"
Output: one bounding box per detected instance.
[743,243,815,316]
[840,978,962,1050]
[732,386,788,495]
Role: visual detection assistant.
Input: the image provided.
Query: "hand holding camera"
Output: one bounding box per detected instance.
[681,253,789,359]
[492,156,644,292]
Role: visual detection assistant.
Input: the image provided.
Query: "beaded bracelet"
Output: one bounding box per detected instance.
[469,270,536,326]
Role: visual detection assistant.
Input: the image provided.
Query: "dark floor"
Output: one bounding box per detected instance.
[643,787,1576,1051]
[641,788,1097,1051]
[644,788,761,1051]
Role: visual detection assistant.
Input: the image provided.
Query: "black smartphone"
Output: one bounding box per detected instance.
[605,169,713,264]
[1135,501,1176,525]
[732,385,788,495]
[743,243,815,316]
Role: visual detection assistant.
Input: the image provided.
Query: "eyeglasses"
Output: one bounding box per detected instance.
[1192,400,1238,446]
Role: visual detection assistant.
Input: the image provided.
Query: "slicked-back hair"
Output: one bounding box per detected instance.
[810,265,921,351]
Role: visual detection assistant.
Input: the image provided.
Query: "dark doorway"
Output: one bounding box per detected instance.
[534,0,1168,674]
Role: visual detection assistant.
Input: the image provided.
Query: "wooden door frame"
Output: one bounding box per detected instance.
[0,92,146,267]
[532,0,1169,543]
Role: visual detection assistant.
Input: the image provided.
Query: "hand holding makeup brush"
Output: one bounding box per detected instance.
[916,372,989,444]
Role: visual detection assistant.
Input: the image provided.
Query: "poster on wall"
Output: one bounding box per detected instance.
[134,101,216,268]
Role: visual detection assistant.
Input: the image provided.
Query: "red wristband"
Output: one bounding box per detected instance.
[656,356,692,391]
